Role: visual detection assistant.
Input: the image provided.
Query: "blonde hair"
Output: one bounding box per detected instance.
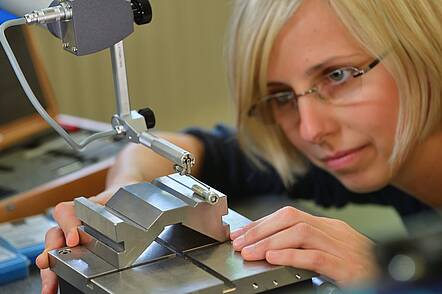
[227,0,442,186]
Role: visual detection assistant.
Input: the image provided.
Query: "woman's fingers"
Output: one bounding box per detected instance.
[230,213,273,240]
[230,206,378,286]
[230,206,309,240]
[232,206,317,250]
[36,226,65,269]
[52,201,81,247]
[319,217,374,251]
[240,222,347,261]
[38,193,114,294]
[40,268,59,294]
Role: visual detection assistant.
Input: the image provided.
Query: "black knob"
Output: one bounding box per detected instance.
[138,107,156,129]
[131,0,153,25]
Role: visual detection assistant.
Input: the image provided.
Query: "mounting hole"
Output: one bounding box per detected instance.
[273,280,278,286]
[252,283,259,289]
[58,249,71,255]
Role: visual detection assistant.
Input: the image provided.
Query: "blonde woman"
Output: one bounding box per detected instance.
[38,0,442,292]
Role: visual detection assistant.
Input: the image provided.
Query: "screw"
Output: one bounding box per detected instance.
[252,283,259,290]
[273,280,278,286]
[58,248,71,255]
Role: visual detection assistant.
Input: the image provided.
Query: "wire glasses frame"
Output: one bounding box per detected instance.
[247,58,382,122]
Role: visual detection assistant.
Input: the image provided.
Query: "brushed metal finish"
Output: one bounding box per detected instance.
[73,174,229,268]
[49,210,315,293]
[188,243,314,293]
[91,256,225,294]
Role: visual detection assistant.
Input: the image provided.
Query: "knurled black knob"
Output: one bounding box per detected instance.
[131,0,153,25]
[138,107,156,129]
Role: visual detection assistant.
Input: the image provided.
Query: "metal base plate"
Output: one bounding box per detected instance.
[49,210,315,293]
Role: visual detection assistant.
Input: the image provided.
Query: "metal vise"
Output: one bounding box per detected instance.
[49,173,315,293]
[74,173,229,268]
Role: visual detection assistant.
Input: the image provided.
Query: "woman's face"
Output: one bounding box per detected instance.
[267,0,399,192]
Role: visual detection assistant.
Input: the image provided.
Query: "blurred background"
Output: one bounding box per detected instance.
[30,0,235,131]
[26,0,406,240]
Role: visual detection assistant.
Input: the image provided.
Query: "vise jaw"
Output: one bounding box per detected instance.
[74,173,229,268]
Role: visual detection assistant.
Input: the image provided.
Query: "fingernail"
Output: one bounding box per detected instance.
[67,228,77,246]
[242,244,256,254]
[232,235,245,249]
[266,250,276,261]
[66,232,72,246]
[230,228,244,240]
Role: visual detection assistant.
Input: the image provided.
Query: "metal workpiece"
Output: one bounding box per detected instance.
[49,210,315,294]
[73,174,229,268]
[187,243,312,293]
[49,239,176,294]
[51,173,314,293]
[92,255,226,294]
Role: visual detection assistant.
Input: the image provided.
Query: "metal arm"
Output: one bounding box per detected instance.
[110,41,131,117]
[0,0,195,175]
[108,40,195,174]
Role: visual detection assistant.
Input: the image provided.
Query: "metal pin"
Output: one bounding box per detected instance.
[191,184,219,205]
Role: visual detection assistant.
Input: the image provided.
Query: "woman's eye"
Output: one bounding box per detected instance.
[272,92,293,105]
[327,68,352,84]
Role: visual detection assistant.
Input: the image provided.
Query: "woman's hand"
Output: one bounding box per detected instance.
[35,134,203,293]
[230,206,378,287]
[36,187,120,294]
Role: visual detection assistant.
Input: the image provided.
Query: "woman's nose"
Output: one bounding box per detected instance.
[297,96,338,144]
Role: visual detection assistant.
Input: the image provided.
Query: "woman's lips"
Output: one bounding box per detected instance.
[322,145,368,171]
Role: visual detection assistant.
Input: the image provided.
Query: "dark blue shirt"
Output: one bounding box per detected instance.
[185,125,434,221]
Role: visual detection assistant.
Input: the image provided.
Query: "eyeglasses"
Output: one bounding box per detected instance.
[247,58,381,123]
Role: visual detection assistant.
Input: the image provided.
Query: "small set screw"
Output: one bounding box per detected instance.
[58,248,71,255]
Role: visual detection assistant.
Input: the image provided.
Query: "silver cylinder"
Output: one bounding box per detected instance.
[111,41,131,117]
[139,132,189,165]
